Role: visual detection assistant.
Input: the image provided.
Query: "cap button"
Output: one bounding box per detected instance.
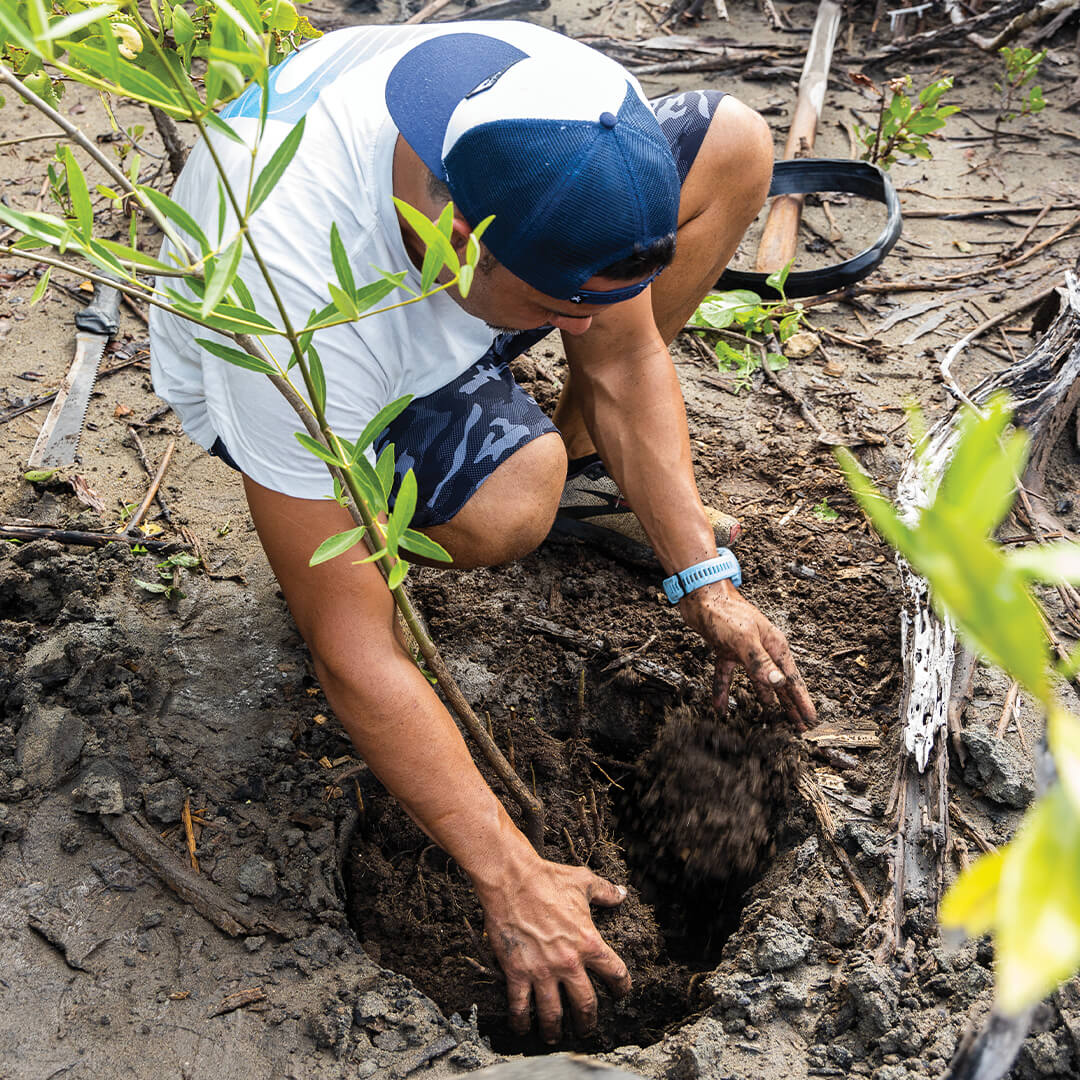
[599,111,617,129]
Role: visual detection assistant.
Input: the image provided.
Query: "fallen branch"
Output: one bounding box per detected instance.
[125,426,174,524]
[864,0,1043,61]
[101,813,301,938]
[0,522,187,551]
[968,0,1077,51]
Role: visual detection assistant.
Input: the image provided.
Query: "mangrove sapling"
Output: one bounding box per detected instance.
[0,0,545,845]
[993,45,1047,146]
[687,261,810,392]
[849,71,959,169]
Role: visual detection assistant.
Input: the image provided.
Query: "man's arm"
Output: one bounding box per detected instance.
[560,298,816,727]
[242,475,631,1041]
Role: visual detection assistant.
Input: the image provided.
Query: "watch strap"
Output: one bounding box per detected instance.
[662,547,742,604]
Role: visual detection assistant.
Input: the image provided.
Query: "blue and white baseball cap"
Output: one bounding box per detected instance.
[385,28,680,304]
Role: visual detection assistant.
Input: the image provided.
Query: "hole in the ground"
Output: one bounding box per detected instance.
[342,697,799,1054]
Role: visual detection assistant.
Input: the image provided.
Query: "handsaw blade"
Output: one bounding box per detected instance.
[28,281,121,469]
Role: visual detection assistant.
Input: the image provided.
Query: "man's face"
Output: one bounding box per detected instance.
[450,253,649,337]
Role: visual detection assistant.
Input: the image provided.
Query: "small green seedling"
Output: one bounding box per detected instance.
[851,72,959,169]
[134,551,201,601]
[688,262,804,392]
[994,46,1046,144]
[813,498,839,523]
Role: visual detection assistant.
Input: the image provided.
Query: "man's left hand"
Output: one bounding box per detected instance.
[678,579,817,730]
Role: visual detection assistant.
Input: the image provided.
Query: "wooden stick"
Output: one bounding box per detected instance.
[755,0,842,273]
[405,0,455,22]
[181,794,199,873]
[101,813,300,938]
[120,438,176,536]
[0,523,187,551]
[126,426,174,524]
[995,681,1020,737]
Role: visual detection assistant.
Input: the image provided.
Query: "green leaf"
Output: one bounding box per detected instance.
[458,262,474,298]
[295,431,345,467]
[353,277,398,315]
[370,265,415,297]
[172,3,197,44]
[356,396,413,453]
[0,203,66,245]
[835,447,918,556]
[400,528,452,563]
[29,266,51,305]
[995,786,1080,1013]
[135,578,171,594]
[41,5,114,42]
[64,41,182,112]
[0,4,36,54]
[170,297,278,335]
[330,222,355,297]
[328,281,357,319]
[470,213,494,246]
[392,197,460,277]
[421,202,455,293]
[1007,542,1080,584]
[689,290,762,331]
[307,344,326,414]
[939,848,1005,938]
[195,337,276,375]
[765,260,793,296]
[204,111,247,146]
[250,117,305,213]
[387,557,409,590]
[84,238,130,279]
[355,546,387,565]
[375,443,396,502]
[138,185,210,255]
[23,468,57,482]
[231,274,254,311]
[96,238,174,273]
[346,453,387,514]
[201,233,244,317]
[309,526,367,567]
[391,468,418,538]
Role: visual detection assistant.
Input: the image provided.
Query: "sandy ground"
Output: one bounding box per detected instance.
[2,2,1080,1078]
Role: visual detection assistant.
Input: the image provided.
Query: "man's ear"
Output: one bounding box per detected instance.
[449,212,472,256]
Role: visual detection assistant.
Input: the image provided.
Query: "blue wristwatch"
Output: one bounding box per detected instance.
[662,548,742,604]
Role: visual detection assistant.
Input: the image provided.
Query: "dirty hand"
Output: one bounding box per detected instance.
[474,856,632,1043]
[678,579,816,730]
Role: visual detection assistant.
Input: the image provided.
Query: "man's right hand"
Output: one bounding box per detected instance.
[473,855,632,1043]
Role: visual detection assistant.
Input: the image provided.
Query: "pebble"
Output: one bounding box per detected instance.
[237,857,277,898]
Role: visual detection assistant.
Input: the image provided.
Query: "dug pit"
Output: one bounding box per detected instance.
[344,696,802,1053]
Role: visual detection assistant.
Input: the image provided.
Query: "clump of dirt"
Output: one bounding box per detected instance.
[620,704,802,959]
[344,698,802,1054]
[626,704,801,883]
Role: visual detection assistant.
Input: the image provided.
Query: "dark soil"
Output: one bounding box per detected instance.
[345,688,804,1053]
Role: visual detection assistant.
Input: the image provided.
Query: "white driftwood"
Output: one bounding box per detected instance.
[879,275,1080,962]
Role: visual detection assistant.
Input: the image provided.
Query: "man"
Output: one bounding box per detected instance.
[150,20,816,1045]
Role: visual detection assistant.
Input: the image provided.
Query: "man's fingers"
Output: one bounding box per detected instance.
[585,872,627,909]
[506,977,532,1036]
[585,940,632,999]
[563,970,600,1038]
[533,982,563,1045]
[713,658,736,713]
